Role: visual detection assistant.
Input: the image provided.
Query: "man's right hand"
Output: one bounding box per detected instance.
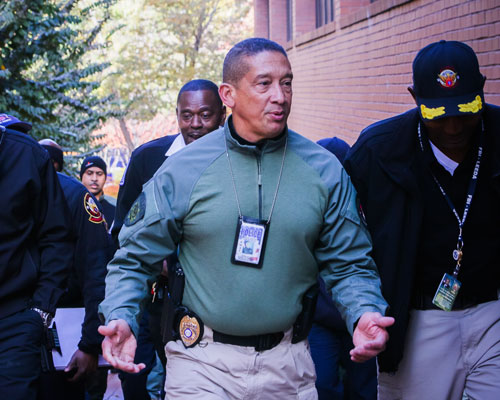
[98,319,146,373]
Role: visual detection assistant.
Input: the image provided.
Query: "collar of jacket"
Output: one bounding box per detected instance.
[369,108,421,196]
[224,116,288,155]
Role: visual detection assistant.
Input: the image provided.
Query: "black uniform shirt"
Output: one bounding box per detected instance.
[0,128,72,318]
[98,196,116,228]
[414,128,500,307]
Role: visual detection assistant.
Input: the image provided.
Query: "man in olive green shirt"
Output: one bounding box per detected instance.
[99,38,393,399]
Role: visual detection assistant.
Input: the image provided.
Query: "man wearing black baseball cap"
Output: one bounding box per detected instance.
[344,40,500,399]
[80,156,116,227]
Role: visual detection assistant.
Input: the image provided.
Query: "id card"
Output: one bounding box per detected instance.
[432,273,461,311]
[231,216,269,268]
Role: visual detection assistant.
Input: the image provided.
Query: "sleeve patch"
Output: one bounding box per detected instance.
[84,193,104,224]
[340,194,365,227]
[124,193,146,226]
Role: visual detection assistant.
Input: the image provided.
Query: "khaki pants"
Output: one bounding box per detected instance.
[164,326,317,399]
[378,299,500,400]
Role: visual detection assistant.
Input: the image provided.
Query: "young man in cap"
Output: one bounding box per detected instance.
[0,115,72,399]
[98,38,392,399]
[80,156,116,227]
[345,40,500,399]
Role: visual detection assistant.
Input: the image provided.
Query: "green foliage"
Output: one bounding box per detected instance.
[0,0,122,172]
[101,0,252,120]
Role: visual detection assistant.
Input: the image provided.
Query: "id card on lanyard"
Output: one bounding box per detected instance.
[225,135,287,269]
[231,216,269,268]
[417,121,483,311]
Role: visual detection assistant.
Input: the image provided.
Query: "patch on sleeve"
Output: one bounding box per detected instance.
[84,193,104,224]
[124,193,146,226]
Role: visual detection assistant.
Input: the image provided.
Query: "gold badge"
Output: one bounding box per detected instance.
[179,315,201,347]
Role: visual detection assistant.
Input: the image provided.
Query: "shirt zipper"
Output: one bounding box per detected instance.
[257,155,263,220]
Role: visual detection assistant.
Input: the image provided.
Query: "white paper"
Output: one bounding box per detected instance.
[50,307,109,370]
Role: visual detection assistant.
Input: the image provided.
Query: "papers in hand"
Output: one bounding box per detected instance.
[50,307,109,370]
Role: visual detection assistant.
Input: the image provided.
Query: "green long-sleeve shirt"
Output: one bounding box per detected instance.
[99,119,388,337]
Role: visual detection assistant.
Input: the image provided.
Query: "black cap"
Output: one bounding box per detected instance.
[0,113,32,133]
[80,156,107,178]
[413,40,484,121]
[40,145,64,172]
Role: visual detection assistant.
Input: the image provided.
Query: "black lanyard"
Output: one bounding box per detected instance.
[417,121,484,277]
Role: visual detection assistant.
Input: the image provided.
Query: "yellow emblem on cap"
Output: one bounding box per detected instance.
[179,315,201,347]
[458,95,482,113]
[420,104,445,120]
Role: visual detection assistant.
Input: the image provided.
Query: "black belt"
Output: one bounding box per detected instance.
[412,289,498,311]
[212,330,284,352]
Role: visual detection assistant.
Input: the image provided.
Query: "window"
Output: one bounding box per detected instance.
[286,0,293,41]
[316,0,334,28]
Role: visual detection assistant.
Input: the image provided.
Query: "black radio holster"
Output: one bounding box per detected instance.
[161,263,185,343]
[292,282,319,344]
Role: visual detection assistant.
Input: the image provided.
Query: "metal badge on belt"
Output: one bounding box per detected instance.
[178,309,204,348]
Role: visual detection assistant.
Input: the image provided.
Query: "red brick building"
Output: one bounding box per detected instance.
[254,0,500,143]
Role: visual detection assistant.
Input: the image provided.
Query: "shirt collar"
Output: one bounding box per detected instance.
[429,140,459,175]
[226,115,287,153]
[165,134,186,156]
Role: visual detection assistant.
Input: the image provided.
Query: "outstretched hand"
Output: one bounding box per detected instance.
[350,312,395,363]
[98,319,146,373]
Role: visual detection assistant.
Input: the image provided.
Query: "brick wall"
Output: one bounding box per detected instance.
[254,0,269,38]
[255,0,500,144]
[269,0,288,44]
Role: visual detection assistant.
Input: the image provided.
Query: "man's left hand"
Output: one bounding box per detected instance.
[350,311,395,363]
[64,349,98,382]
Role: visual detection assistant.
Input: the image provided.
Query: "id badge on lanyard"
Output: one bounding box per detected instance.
[417,122,483,311]
[432,273,462,312]
[225,134,288,269]
[231,216,269,268]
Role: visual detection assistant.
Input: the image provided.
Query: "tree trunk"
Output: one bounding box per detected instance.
[118,118,135,153]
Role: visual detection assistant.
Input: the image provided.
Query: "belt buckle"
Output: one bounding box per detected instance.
[255,332,283,352]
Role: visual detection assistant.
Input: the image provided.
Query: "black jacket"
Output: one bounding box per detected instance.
[344,105,500,372]
[98,196,116,228]
[112,134,178,241]
[0,128,72,318]
[57,174,112,354]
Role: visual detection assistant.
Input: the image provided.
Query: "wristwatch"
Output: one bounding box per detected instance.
[31,307,54,328]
